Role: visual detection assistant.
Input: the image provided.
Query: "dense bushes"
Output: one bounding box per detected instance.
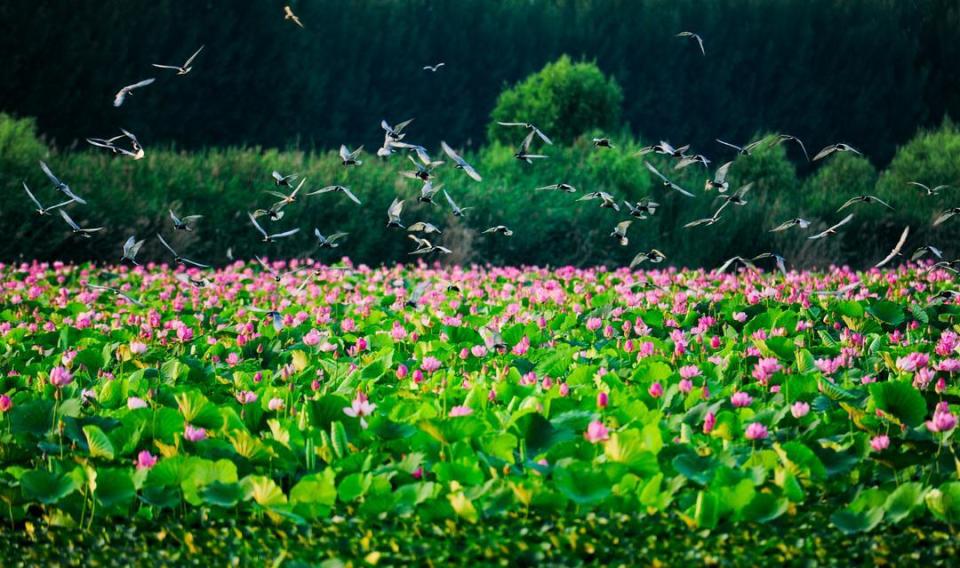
[2,112,959,269]
[487,56,623,145]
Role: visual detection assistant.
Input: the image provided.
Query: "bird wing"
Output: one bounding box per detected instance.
[58,209,80,230]
[181,215,203,223]
[339,145,350,161]
[183,45,205,68]
[22,182,43,209]
[156,233,178,256]
[714,161,732,184]
[129,78,156,90]
[39,160,62,186]
[875,227,910,268]
[615,220,632,235]
[443,190,460,211]
[519,130,536,153]
[388,198,404,217]
[830,214,855,231]
[340,186,362,205]
[812,145,836,161]
[269,228,300,239]
[716,139,742,152]
[248,212,268,237]
[534,128,552,145]
[671,183,695,197]
[644,161,667,181]
[934,210,956,226]
[151,64,181,71]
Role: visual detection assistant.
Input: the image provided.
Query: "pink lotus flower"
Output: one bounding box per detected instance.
[184,425,207,442]
[584,420,609,443]
[303,329,322,346]
[0,394,11,412]
[586,317,602,332]
[49,366,73,388]
[129,341,148,355]
[752,358,781,383]
[559,383,570,397]
[927,402,957,433]
[791,401,810,418]
[597,391,609,408]
[679,379,693,393]
[679,365,701,379]
[268,397,284,411]
[744,422,768,440]
[648,382,663,398]
[703,411,716,434]
[870,435,890,452]
[127,397,148,410]
[449,405,473,417]
[236,391,258,405]
[343,393,376,429]
[471,345,488,358]
[420,356,441,373]
[731,391,752,408]
[396,364,409,379]
[136,450,158,470]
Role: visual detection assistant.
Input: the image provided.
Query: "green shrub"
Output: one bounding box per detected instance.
[487,56,623,146]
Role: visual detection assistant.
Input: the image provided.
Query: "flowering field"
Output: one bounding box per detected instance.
[1,259,959,547]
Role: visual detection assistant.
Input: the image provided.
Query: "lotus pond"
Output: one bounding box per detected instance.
[0,259,959,561]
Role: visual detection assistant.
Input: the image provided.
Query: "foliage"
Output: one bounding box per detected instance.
[488,56,623,145]
[0,260,958,535]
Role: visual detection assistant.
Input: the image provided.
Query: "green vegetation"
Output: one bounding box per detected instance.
[2,110,959,268]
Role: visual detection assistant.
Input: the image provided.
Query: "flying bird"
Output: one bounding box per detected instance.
[808,214,854,240]
[248,212,300,242]
[307,185,362,205]
[716,138,764,156]
[675,153,710,170]
[39,161,86,204]
[624,198,659,219]
[314,229,348,248]
[58,210,103,238]
[152,45,205,75]
[592,138,614,149]
[423,63,445,72]
[684,203,729,228]
[418,180,443,204]
[676,31,705,55]
[875,227,910,268]
[645,161,694,197]
[113,78,156,107]
[629,249,666,268]
[610,220,632,246]
[156,233,209,267]
[704,161,733,192]
[443,191,471,217]
[121,236,145,265]
[339,145,363,166]
[170,209,203,231]
[934,208,960,226]
[272,171,298,187]
[482,225,514,236]
[401,154,444,181]
[719,183,753,206]
[22,182,74,215]
[770,218,811,232]
[636,141,689,158]
[717,256,758,273]
[536,183,577,193]
[837,195,893,212]
[381,118,414,142]
[497,122,553,145]
[908,182,951,197]
[770,134,810,161]
[578,191,620,211]
[911,245,943,262]
[284,5,304,27]
[265,178,307,206]
[514,131,550,163]
[85,283,144,307]
[812,143,861,161]
[441,141,482,182]
[751,252,788,276]
[407,222,442,235]
[386,198,405,228]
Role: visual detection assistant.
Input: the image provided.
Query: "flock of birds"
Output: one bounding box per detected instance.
[18,8,960,288]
